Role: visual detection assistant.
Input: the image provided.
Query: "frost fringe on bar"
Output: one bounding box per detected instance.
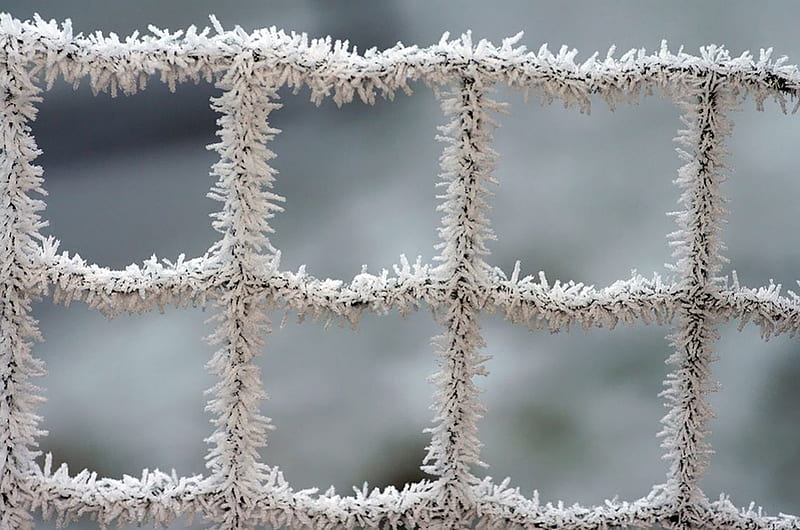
[422,50,500,524]
[203,49,284,529]
[656,46,734,528]
[0,28,47,530]
[0,11,799,530]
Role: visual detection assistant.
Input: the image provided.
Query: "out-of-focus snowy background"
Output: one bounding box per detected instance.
[0,1,799,528]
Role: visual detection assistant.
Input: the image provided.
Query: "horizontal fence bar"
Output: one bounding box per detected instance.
[2,15,799,110]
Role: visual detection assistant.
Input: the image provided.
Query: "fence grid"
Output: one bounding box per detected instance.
[1,12,799,530]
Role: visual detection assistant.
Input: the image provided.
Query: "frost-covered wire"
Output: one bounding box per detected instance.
[658,51,735,524]
[201,49,286,529]
[0,27,50,530]
[0,11,798,530]
[421,66,499,522]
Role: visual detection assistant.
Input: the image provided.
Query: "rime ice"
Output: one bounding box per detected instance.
[1,12,800,530]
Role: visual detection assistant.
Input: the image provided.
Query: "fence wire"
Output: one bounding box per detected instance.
[1,13,799,530]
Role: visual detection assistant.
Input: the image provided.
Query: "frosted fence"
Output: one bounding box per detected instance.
[1,13,799,530]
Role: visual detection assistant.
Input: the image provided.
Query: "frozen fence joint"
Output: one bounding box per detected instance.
[1,11,800,530]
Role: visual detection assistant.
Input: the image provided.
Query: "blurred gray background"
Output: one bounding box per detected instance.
[0,1,798,528]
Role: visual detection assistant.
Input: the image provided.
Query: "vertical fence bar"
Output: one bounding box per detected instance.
[423,68,500,525]
[203,51,285,530]
[660,65,733,528]
[0,36,47,530]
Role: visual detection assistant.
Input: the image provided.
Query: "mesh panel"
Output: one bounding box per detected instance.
[0,14,798,529]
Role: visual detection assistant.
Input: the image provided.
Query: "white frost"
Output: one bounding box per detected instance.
[0,12,798,530]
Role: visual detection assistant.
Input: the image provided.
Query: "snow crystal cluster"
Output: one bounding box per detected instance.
[1,12,800,530]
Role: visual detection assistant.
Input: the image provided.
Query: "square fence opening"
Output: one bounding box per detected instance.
[267,83,441,281]
[724,100,800,290]
[703,319,800,517]
[31,78,220,269]
[258,310,436,494]
[479,312,668,507]
[32,303,214,481]
[490,88,678,287]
